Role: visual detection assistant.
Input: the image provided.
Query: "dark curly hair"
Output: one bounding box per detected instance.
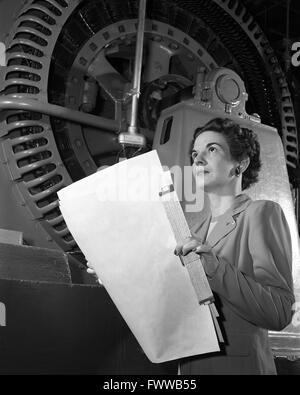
[191,117,261,190]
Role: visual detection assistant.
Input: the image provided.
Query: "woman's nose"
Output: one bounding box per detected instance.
[193,151,206,165]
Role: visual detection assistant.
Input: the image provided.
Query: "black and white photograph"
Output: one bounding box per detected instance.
[0,0,299,380]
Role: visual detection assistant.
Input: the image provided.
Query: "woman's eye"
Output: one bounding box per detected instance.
[208,146,216,153]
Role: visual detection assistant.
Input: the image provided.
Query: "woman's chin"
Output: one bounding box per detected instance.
[196,182,216,193]
[195,181,206,191]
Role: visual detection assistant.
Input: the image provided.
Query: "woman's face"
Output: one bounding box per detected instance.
[191,131,238,193]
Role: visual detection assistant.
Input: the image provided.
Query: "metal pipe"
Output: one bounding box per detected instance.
[128,0,147,135]
[0,97,120,132]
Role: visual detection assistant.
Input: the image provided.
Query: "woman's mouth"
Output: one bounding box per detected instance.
[196,169,209,175]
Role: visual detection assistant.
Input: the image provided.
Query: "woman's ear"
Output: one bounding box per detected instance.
[240,157,250,174]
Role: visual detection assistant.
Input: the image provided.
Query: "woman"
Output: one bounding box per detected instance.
[175,117,295,375]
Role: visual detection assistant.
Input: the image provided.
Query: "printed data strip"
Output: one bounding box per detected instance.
[159,185,213,304]
[159,183,224,343]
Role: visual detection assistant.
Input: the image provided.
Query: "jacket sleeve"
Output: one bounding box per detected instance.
[202,201,295,331]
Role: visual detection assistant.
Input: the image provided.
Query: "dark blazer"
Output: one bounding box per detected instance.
[180,194,295,375]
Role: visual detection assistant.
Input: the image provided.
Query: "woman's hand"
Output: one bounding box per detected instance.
[174,233,209,256]
[174,233,219,275]
[86,261,103,285]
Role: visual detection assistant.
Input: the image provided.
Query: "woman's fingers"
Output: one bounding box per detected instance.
[194,243,211,254]
[174,238,187,256]
[86,262,104,285]
[86,261,97,276]
[182,239,199,255]
[175,237,203,256]
[174,243,182,256]
[86,261,94,269]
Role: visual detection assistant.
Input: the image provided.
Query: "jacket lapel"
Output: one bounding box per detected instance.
[206,194,252,247]
[190,214,211,242]
[207,213,236,247]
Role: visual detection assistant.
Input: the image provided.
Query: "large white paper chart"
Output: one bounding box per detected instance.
[58,150,219,363]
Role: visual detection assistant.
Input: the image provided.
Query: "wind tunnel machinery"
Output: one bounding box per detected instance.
[0,0,299,369]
